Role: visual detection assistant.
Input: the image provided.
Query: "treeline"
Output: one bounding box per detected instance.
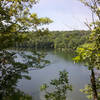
[14,30,90,52]
[51,30,90,52]
[13,30,90,52]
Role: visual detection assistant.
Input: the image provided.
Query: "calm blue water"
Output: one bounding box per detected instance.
[17,50,90,100]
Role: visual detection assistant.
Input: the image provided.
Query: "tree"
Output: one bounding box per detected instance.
[0,50,50,99]
[0,0,53,49]
[0,0,52,99]
[40,70,72,100]
[74,0,100,100]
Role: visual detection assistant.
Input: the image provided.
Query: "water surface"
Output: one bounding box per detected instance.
[17,50,90,100]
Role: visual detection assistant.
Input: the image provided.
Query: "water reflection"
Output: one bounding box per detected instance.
[0,50,50,100]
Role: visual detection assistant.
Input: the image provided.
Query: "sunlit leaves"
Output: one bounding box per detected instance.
[80,82,100,100]
[74,26,100,69]
[74,1,100,99]
[29,13,53,26]
[40,84,48,91]
[80,85,93,99]
[0,0,52,49]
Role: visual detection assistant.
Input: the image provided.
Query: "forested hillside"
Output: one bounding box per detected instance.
[0,0,100,100]
[14,30,90,52]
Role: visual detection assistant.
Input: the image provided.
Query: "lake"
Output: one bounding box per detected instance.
[15,50,90,100]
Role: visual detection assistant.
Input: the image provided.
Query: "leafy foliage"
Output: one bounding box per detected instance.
[40,70,72,100]
[14,30,90,52]
[0,50,50,99]
[0,0,52,99]
[74,25,100,70]
[74,0,100,100]
[0,0,52,49]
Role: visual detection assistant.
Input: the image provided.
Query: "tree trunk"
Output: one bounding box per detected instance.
[0,93,3,100]
[91,69,98,100]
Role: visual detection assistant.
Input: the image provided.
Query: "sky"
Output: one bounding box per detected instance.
[31,0,93,31]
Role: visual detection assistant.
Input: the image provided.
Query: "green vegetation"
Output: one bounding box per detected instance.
[0,50,50,99]
[14,30,90,53]
[0,0,52,49]
[0,0,100,100]
[74,0,100,100]
[40,70,72,100]
[0,0,52,99]
[51,30,90,52]
[0,0,52,50]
